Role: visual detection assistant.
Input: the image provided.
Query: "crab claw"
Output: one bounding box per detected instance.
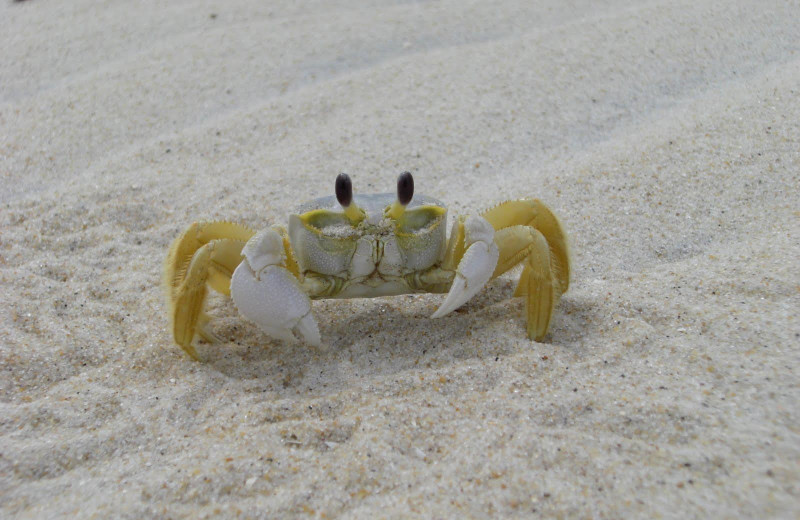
[432,216,499,319]
[230,228,321,347]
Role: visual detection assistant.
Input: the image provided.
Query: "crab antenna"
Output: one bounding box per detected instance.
[387,171,413,220]
[335,173,365,224]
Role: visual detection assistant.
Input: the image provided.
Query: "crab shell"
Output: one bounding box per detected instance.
[288,193,448,298]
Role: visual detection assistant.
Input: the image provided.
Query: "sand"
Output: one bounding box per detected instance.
[1,0,798,518]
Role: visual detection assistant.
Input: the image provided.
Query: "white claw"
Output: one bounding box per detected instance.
[241,228,285,273]
[432,216,499,318]
[294,311,322,348]
[231,230,321,347]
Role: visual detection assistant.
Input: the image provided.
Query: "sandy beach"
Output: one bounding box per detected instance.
[2,0,799,517]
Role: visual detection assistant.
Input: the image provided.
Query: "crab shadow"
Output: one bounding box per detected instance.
[202,278,525,395]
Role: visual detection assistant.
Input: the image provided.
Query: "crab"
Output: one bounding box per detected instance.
[163,172,570,360]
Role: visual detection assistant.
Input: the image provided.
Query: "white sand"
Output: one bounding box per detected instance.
[2,0,799,517]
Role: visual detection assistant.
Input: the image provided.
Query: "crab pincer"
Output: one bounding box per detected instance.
[230,228,321,347]
[431,215,499,318]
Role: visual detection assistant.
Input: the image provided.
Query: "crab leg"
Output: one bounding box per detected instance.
[490,225,557,341]
[431,215,499,318]
[482,198,570,293]
[163,221,255,359]
[482,199,570,341]
[230,228,321,347]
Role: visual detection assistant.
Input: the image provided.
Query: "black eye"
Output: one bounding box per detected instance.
[335,173,352,207]
[397,171,414,205]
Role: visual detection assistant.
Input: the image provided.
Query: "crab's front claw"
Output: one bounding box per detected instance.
[230,229,321,347]
[432,216,499,318]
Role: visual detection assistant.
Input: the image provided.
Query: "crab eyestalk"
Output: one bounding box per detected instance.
[335,173,366,224]
[386,171,414,221]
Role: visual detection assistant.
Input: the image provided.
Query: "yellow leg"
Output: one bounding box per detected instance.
[482,198,570,294]
[483,200,570,341]
[520,231,556,341]
[491,225,538,279]
[163,221,255,358]
[441,216,466,271]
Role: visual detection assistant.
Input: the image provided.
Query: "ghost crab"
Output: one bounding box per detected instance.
[164,172,570,359]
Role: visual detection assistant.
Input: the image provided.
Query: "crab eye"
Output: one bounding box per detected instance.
[397,171,414,205]
[335,173,353,207]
